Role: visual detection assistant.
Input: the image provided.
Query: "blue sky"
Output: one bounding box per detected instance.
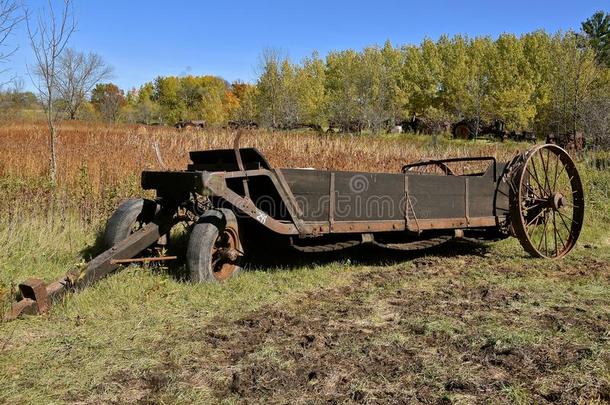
[7,0,609,91]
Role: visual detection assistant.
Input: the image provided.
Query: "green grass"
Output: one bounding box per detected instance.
[0,151,609,403]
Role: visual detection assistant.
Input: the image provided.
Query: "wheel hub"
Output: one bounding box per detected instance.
[549,192,567,210]
[212,229,240,280]
[217,247,240,262]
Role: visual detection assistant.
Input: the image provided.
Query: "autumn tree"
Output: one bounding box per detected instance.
[278,59,299,127]
[487,34,536,129]
[148,75,234,125]
[357,47,387,132]
[325,49,360,130]
[231,81,258,123]
[91,83,125,122]
[123,82,160,124]
[402,39,443,120]
[545,33,598,135]
[380,41,407,125]
[521,31,554,133]
[437,35,470,118]
[117,27,610,143]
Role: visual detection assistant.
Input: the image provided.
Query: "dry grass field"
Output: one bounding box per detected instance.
[0,121,609,404]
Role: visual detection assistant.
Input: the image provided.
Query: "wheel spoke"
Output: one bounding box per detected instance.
[535,213,545,252]
[541,212,549,255]
[562,201,580,209]
[539,149,551,196]
[556,210,574,233]
[554,161,566,188]
[527,161,547,197]
[551,153,561,191]
[525,208,547,229]
[552,210,558,255]
[553,210,567,253]
[529,155,544,194]
[524,182,545,200]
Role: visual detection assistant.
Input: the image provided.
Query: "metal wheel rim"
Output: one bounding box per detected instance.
[211,227,239,280]
[512,144,584,258]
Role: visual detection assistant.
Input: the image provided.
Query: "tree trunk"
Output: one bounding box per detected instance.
[49,122,57,183]
[47,96,57,184]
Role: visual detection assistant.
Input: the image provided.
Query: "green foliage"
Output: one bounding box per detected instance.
[295,52,327,126]
[255,49,287,128]
[127,75,234,126]
[582,10,610,67]
[112,14,610,142]
[249,26,610,138]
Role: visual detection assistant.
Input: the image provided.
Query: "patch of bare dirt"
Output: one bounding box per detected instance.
[98,253,610,404]
[177,258,610,403]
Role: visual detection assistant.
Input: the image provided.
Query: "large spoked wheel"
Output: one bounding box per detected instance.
[187,209,243,282]
[103,198,159,248]
[510,144,585,258]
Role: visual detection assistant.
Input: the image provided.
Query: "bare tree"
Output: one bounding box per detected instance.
[0,0,23,84]
[26,0,76,182]
[57,48,113,119]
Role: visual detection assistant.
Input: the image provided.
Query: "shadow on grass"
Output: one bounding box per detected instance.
[77,225,493,283]
[79,229,107,261]
[244,239,492,273]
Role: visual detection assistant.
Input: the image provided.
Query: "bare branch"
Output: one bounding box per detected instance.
[0,0,23,83]
[25,0,76,182]
[56,48,113,119]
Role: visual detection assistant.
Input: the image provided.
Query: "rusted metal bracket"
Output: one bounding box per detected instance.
[203,172,304,235]
[110,256,177,265]
[465,177,470,227]
[5,278,51,320]
[404,175,421,234]
[233,130,251,199]
[4,216,174,321]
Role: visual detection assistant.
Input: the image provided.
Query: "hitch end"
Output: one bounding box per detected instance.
[3,278,49,321]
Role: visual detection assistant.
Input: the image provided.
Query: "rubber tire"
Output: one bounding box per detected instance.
[187,209,242,283]
[103,198,158,248]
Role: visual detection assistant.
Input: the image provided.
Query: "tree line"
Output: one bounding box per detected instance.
[62,11,610,147]
[2,4,609,147]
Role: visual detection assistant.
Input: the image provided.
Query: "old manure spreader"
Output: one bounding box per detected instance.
[6,140,584,320]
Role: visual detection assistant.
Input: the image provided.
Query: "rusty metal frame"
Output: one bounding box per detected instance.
[402,156,497,178]
[209,170,310,236]
[146,164,504,238]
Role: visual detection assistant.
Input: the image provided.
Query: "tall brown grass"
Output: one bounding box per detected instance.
[0,121,522,222]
